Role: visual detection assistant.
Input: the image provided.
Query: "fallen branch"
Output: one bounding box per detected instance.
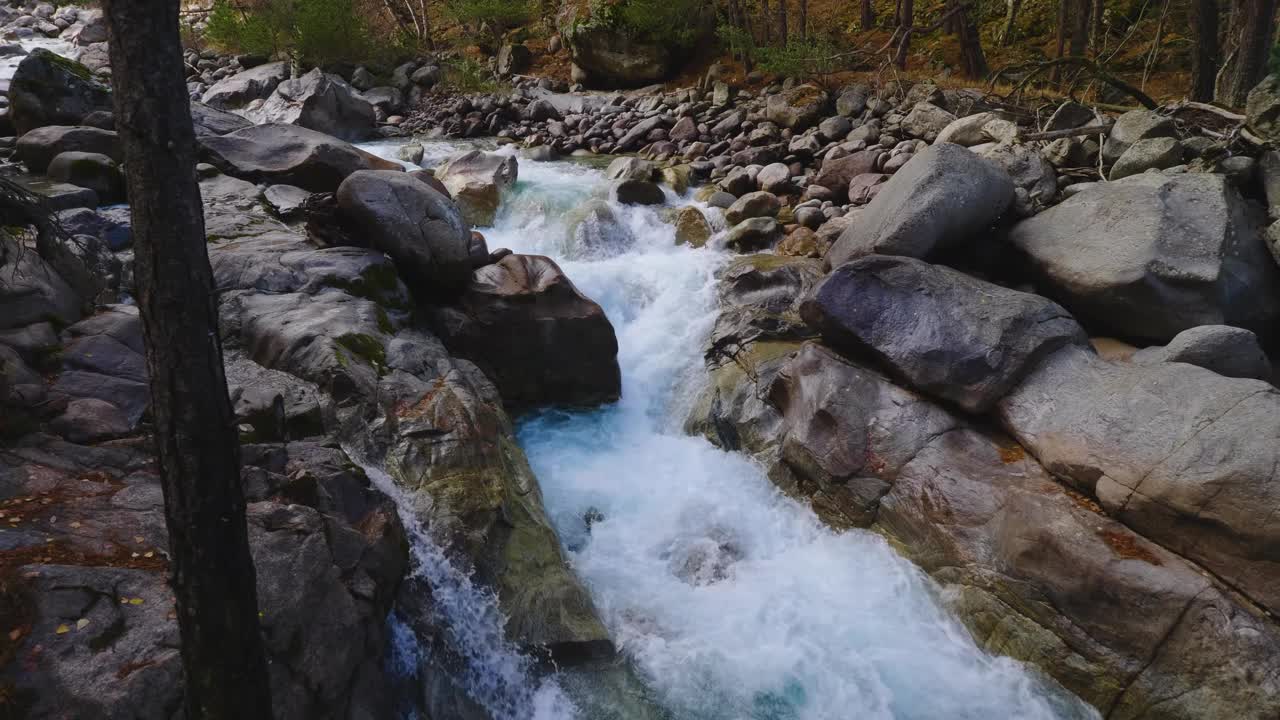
[1020,122,1113,141]
[992,56,1159,110]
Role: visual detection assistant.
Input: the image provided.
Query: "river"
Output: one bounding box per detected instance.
[357,139,1100,720]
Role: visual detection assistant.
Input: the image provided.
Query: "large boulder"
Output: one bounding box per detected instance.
[199,123,402,192]
[334,170,473,298]
[8,48,112,135]
[433,253,621,410]
[190,100,254,137]
[1007,172,1280,341]
[825,143,1014,268]
[433,150,518,227]
[0,234,81,330]
[241,68,376,143]
[559,4,705,88]
[1131,325,1272,380]
[999,345,1280,617]
[765,84,830,131]
[1246,73,1280,145]
[1102,108,1176,165]
[46,150,125,203]
[801,255,1088,412]
[15,124,119,173]
[812,149,882,198]
[200,60,290,110]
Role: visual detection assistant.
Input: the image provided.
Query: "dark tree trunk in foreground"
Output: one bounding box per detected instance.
[862,0,875,29]
[776,0,789,42]
[1215,0,1279,106]
[1192,0,1221,101]
[100,1,274,718]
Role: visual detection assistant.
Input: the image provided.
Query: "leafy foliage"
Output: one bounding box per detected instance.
[756,36,838,78]
[441,56,500,92]
[203,0,374,65]
[585,0,706,46]
[443,0,533,28]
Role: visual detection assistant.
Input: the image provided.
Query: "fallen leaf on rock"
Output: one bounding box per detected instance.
[76,619,89,630]
[54,624,69,635]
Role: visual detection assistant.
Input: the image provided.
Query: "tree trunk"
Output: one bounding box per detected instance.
[1070,0,1091,57]
[760,0,772,44]
[1000,0,1021,44]
[1192,0,1220,100]
[100,1,274,719]
[895,0,914,68]
[957,5,990,77]
[1091,0,1105,51]
[1215,0,1279,106]
[1051,0,1068,80]
[862,0,875,29]
[777,0,789,42]
[798,0,808,38]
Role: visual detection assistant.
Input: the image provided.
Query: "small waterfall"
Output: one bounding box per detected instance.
[348,455,580,720]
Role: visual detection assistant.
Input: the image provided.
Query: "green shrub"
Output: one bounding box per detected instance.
[441,56,500,92]
[443,0,532,28]
[756,36,838,79]
[716,22,756,62]
[581,0,705,47]
[203,0,372,66]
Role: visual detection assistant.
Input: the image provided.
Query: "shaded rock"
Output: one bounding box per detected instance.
[434,150,518,226]
[1007,172,1280,341]
[9,48,112,135]
[264,184,312,219]
[1102,108,1175,165]
[972,141,1057,210]
[433,253,620,410]
[496,43,532,76]
[1246,72,1280,144]
[200,61,290,110]
[560,4,703,88]
[16,124,119,173]
[826,143,1014,267]
[725,217,780,251]
[190,100,254,137]
[724,191,780,225]
[901,102,956,141]
[0,234,80,330]
[335,170,473,298]
[1109,136,1183,180]
[199,123,401,193]
[46,150,124,203]
[242,68,376,143]
[812,149,881,198]
[1131,325,1271,380]
[609,178,663,206]
[765,84,829,130]
[802,255,1088,412]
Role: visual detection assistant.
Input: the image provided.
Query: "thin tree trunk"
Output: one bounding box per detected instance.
[1051,0,1068,80]
[1214,0,1279,106]
[798,0,808,39]
[1000,0,1021,44]
[1091,0,1105,51]
[957,5,990,77]
[862,0,875,29]
[1192,0,1219,100]
[1070,0,1091,57]
[760,0,772,43]
[777,0,789,42]
[1141,0,1171,89]
[100,1,274,718]
[895,0,914,68]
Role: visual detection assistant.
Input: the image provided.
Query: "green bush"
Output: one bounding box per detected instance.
[583,0,705,47]
[203,0,372,66]
[756,36,838,79]
[441,56,500,92]
[443,0,532,28]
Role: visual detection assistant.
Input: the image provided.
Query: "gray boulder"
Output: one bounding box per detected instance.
[1131,325,1271,380]
[999,345,1280,617]
[1008,172,1280,341]
[242,68,376,142]
[1246,73,1280,144]
[16,124,119,173]
[46,150,124,203]
[605,156,655,182]
[433,253,620,410]
[901,102,956,141]
[812,149,882,198]
[496,43,532,76]
[190,100,253,137]
[609,178,663,206]
[199,123,402,192]
[8,48,112,135]
[200,61,290,110]
[971,141,1056,209]
[0,234,81,330]
[1102,108,1175,165]
[725,217,780,251]
[801,254,1088,412]
[765,85,829,130]
[335,170,473,298]
[434,150,518,226]
[1109,136,1183,180]
[826,143,1014,268]
[725,191,780,225]
[564,198,634,258]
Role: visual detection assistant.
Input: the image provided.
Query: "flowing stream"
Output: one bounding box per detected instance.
[358,139,1101,720]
